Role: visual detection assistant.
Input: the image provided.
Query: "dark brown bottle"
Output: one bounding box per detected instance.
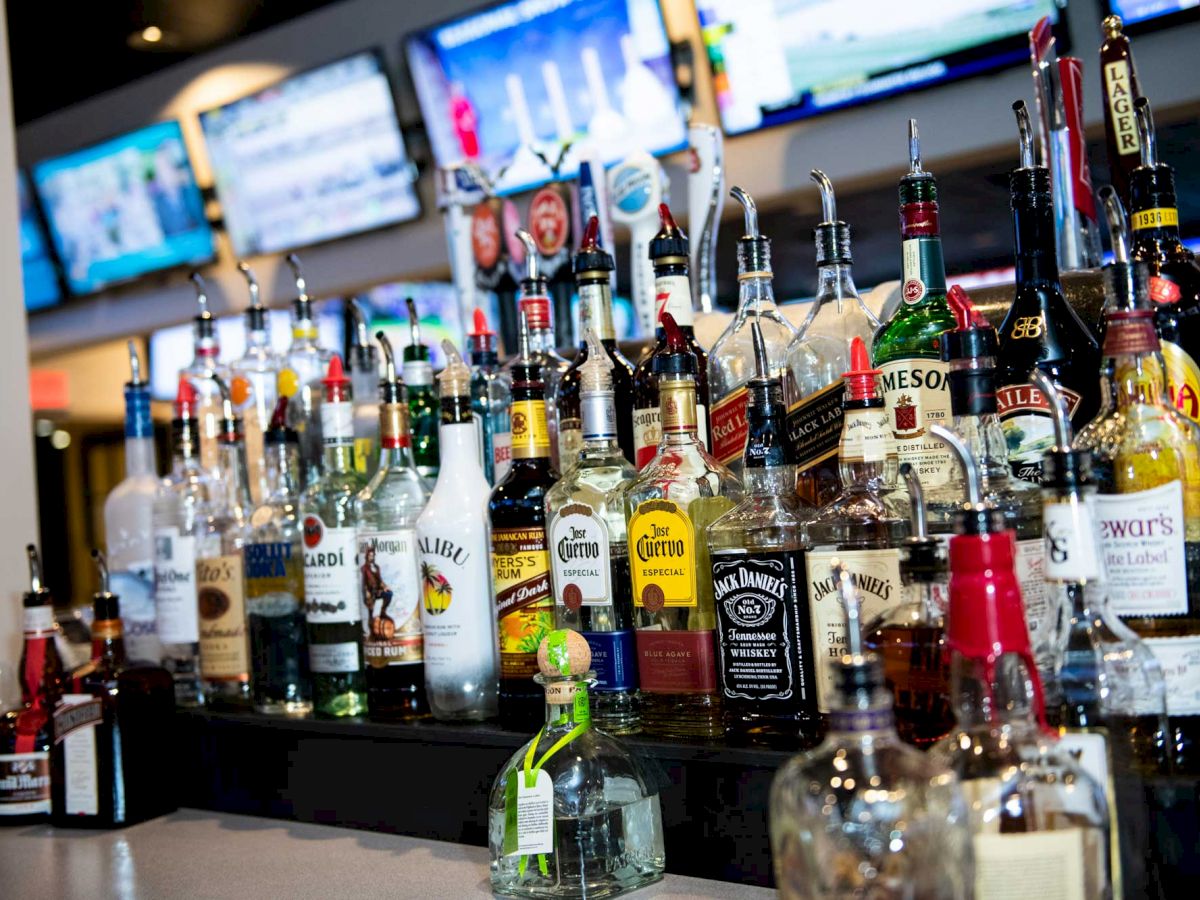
[1100,15,1143,209]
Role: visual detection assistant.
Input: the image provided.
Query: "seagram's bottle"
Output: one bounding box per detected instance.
[403,297,440,481]
[468,308,513,486]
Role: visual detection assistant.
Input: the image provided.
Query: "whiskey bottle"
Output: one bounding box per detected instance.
[182,272,229,476]
[804,337,908,714]
[230,261,279,504]
[556,217,636,467]
[872,120,956,489]
[788,170,881,507]
[632,204,711,469]
[279,254,333,488]
[491,315,559,729]
[245,397,311,716]
[417,340,499,722]
[545,329,639,734]
[707,187,797,481]
[625,313,740,740]
[356,333,429,719]
[996,102,1100,483]
[404,297,440,480]
[347,301,380,481]
[708,322,819,747]
[1099,15,1142,208]
[467,308,512,486]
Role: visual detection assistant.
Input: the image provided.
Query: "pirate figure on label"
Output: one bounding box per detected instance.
[361,542,395,639]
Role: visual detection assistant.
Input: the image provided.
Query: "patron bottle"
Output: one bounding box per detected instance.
[1099,15,1142,208]
[279,254,333,488]
[788,170,881,507]
[467,308,512,486]
[872,121,956,489]
[404,297,440,480]
[625,313,740,740]
[229,261,279,504]
[182,273,228,475]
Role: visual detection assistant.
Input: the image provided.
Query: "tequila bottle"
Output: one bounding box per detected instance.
[347,301,381,480]
[229,262,279,505]
[468,308,513,486]
[279,254,333,488]
[356,333,429,719]
[707,187,797,480]
[789,170,881,507]
[404,297,440,480]
[488,630,665,899]
[546,329,639,734]
[625,313,740,740]
[708,322,818,747]
[182,273,228,476]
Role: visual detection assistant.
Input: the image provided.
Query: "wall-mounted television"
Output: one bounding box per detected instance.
[405,0,687,195]
[18,170,63,311]
[699,0,1065,136]
[1104,0,1200,30]
[199,51,421,258]
[353,282,502,369]
[32,120,214,295]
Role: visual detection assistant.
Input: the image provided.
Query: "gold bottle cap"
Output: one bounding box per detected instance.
[1103,15,1123,38]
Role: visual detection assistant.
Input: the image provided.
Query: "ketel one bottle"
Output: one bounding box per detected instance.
[996,101,1100,484]
[871,120,956,489]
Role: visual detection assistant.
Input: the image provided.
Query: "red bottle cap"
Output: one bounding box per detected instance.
[947,284,989,331]
[323,354,350,402]
[468,307,496,356]
[469,307,494,337]
[650,203,688,260]
[174,376,198,419]
[841,337,880,402]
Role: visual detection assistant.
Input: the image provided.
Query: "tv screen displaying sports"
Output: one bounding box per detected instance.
[699,0,1064,135]
[32,120,213,295]
[1105,0,1200,27]
[199,51,420,257]
[18,171,63,311]
[405,0,687,195]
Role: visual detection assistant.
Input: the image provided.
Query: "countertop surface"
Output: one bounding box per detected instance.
[0,809,776,899]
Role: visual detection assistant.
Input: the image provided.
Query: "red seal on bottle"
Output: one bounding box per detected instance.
[1150,276,1182,306]
[563,584,583,611]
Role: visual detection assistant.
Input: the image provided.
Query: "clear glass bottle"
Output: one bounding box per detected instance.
[468,308,513,486]
[278,254,333,489]
[708,322,819,748]
[403,297,440,481]
[624,313,740,741]
[182,273,229,477]
[356,333,429,719]
[347,300,380,481]
[153,377,205,706]
[770,560,972,899]
[546,329,639,735]
[301,355,369,718]
[417,340,500,722]
[707,187,797,480]
[229,262,280,506]
[245,396,311,717]
[789,169,881,507]
[488,629,665,898]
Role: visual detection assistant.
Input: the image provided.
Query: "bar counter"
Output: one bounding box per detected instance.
[0,809,775,899]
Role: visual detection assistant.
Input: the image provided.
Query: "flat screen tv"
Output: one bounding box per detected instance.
[353,281,502,369]
[1103,0,1200,29]
[199,51,421,257]
[698,0,1065,136]
[32,120,214,295]
[18,170,63,311]
[405,0,687,195]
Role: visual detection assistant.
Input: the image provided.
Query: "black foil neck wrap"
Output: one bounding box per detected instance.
[1009,166,1053,208]
[1103,259,1147,311]
[954,503,1008,536]
[814,221,852,266]
[947,368,998,417]
[1130,164,1177,215]
[93,591,120,623]
[744,377,789,470]
[737,234,771,276]
[900,537,945,585]
[245,306,266,332]
[899,172,937,204]
[1042,444,1093,494]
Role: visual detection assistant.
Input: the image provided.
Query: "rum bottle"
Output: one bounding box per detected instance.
[1099,15,1142,208]
[403,297,440,480]
[279,254,333,488]
[230,262,279,504]
[468,308,512,486]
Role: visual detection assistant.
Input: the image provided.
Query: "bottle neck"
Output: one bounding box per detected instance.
[511,379,552,464]
[322,398,357,474]
[438,410,484,475]
[519,292,557,349]
[813,262,862,312]
[837,399,892,489]
[1130,166,1183,246]
[734,272,778,319]
[950,653,1040,732]
[580,386,619,445]
[577,280,617,344]
[1012,188,1064,290]
[537,673,591,731]
[216,437,253,514]
[265,441,301,501]
[659,375,702,449]
[378,399,416,467]
[899,199,947,305]
[170,418,201,472]
[826,679,896,736]
[246,327,270,351]
[125,436,156,478]
[652,262,695,332]
[91,618,126,668]
[743,382,791,489]
[1105,314,1169,409]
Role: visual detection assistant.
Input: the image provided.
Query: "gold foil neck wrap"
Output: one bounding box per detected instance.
[660,378,698,433]
[379,401,410,448]
[92,618,122,640]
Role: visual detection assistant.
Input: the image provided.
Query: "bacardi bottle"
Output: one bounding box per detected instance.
[467,308,512,486]
[279,254,333,488]
[229,261,279,505]
[404,297,440,480]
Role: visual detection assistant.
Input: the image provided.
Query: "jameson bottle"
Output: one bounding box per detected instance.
[996,102,1100,484]
[871,120,956,489]
[490,315,559,729]
[1100,15,1142,208]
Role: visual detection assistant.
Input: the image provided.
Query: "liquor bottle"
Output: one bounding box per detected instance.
[52,552,175,829]
[182,272,228,475]
[804,337,907,714]
[770,562,972,900]
[417,340,499,722]
[347,300,380,480]
[194,379,253,707]
[930,425,1112,900]
[104,341,160,666]
[871,121,957,490]
[1129,97,1200,426]
[862,463,954,749]
[1100,15,1142,208]
[788,169,881,507]
[996,101,1101,484]
[279,254,333,488]
[545,329,639,735]
[0,546,63,824]
[356,333,429,719]
[403,297,440,480]
[632,204,711,469]
[491,315,559,729]
[245,397,311,717]
[556,217,636,467]
[708,322,819,747]
[467,308,513,486]
[488,630,665,898]
[302,355,369,718]
[707,187,797,481]
[625,313,739,740]
[152,377,205,706]
[230,261,279,505]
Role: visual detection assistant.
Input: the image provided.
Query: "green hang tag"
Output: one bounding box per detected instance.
[573,684,591,727]
[547,630,570,674]
[503,767,520,857]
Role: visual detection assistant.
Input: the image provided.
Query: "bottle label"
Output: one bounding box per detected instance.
[628,499,696,609]
[549,503,611,607]
[900,237,946,304]
[1131,207,1179,231]
[302,518,361,624]
[996,382,1082,484]
[839,407,891,464]
[110,564,157,663]
[308,641,361,674]
[492,527,554,682]
[581,630,637,692]
[1104,61,1140,157]
[245,541,301,599]
[709,387,749,467]
[578,284,617,342]
[878,359,953,486]
[634,629,718,694]
[557,421,583,468]
[633,406,661,469]
[154,529,199,644]
[1162,340,1200,424]
[1043,496,1102,583]
[660,381,698,435]
[654,274,694,327]
[510,399,551,460]
[1015,538,1050,644]
[712,549,817,707]
[1142,635,1200,716]
[23,605,54,637]
[1101,316,1160,356]
[197,553,250,680]
[418,530,495,687]
[54,694,102,818]
[971,829,1087,900]
[805,547,903,712]
[320,400,354,444]
[0,752,50,816]
[1094,481,1188,616]
[493,431,513,484]
[359,529,423,668]
[580,392,618,441]
[505,767,554,857]
[1149,275,1183,306]
[785,381,844,473]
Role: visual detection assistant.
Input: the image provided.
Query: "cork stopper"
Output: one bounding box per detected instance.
[438,339,472,399]
[578,328,613,394]
[537,629,592,677]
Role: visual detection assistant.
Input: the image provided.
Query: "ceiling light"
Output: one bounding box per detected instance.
[141,26,163,43]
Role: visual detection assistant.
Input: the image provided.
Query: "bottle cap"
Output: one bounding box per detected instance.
[438,339,472,400]
[25,544,51,605]
[941,284,998,361]
[899,119,937,204]
[578,328,613,395]
[264,395,297,445]
[322,355,350,404]
[376,331,405,405]
[238,261,266,332]
[932,424,1006,536]
[651,313,696,377]
[649,203,688,263]
[572,216,614,277]
[468,307,497,358]
[811,170,852,265]
[841,337,880,402]
[829,559,885,696]
[174,377,198,420]
[731,186,770,275]
[1009,101,1052,197]
[1032,370,1091,491]
[286,253,313,320]
[1102,14,1123,38]
[898,464,943,584]
[213,374,241,441]
[90,549,120,622]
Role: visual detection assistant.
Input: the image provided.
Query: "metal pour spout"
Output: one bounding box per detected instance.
[833,559,864,659]
[213,374,237,426]
[908,119,923,176]
[26,544,43,593]
[730,185,758,238]
[811,169,838,223]
[190,272,211,320]
[377,330,397,386]
[1134,97,1157,169]
[285,253,309,304]
[237,261,261,309]
[405,297,422,348]
[1013,100,1035,169]
[899,463,928,539]
[1098,186,1130,264]
[1030,369,1073,449]
[91,549,110,595]
[127,339,144,387]
[516,230,540,283]
[751,319,768,381]
[351,299,370,350]
[930,424,982,508]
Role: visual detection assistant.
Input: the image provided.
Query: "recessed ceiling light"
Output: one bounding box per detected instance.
[141,25,163,43]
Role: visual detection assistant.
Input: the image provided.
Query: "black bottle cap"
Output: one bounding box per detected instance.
[264,396,298,445]
[649,204,688,263]
[376,330,405,405]
[572,216,615,277]
[91,550,121,622]
[651,313,696,377]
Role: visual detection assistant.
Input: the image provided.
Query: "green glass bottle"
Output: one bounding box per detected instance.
[404,297,440,480]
